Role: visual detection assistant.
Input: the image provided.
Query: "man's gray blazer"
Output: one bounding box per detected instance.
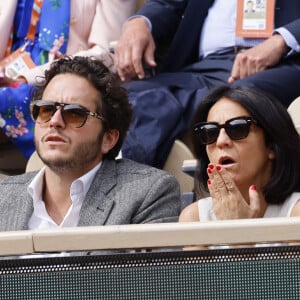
[0,158,181,231]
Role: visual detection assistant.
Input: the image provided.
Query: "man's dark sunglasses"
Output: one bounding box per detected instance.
[193,116,258,145]
[30,100,105,128]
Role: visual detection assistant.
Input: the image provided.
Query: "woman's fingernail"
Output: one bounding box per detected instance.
[207,179,211,185]
[251,185,257,191]
[216,165,221,171]
[208,163,214,169]
[207,168,212,174]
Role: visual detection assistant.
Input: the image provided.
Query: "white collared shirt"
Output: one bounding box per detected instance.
[27,162,102,229]
[200,0,237,57]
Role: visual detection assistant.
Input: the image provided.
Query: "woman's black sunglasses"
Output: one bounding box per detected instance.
[193,116,258,145]
[30,100,105,128]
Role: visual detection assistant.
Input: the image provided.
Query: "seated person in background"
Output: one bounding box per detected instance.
[0,0,136,164]
[114,0,300,168]
[0,56,181,231]
[179,85,300,226]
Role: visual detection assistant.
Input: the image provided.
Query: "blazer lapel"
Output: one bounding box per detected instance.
[18,193,34,230]
[163,0,214,71]
[78,159,117,226]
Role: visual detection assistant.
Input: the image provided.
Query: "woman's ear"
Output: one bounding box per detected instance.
[101,129,119,154]
[268,145,276,160]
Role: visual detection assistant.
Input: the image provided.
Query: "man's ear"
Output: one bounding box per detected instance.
[101,129,119,154]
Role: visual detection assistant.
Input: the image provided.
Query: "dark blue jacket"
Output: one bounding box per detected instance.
[138,0,300,72]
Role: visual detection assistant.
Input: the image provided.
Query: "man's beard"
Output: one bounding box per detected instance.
[35,133,104,173]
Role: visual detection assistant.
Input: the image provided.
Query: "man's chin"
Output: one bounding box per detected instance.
[38,152,74,171]
[43,158,75,172]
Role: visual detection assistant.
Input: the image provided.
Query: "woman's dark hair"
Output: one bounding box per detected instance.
[192,85,300,204]
[33,56,133,160]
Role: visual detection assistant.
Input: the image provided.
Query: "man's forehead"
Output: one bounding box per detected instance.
[42,73,101,106]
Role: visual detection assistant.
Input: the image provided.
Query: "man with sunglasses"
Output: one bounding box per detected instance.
[0,56,181,231]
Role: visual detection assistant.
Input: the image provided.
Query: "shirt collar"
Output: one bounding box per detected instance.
[27,162,102,206]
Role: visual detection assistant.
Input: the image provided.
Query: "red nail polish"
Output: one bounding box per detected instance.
[251,185,257,191]
[207,168,212,174]
[207,179,211,185]
[216,165,221,171]
[208,164,214,169]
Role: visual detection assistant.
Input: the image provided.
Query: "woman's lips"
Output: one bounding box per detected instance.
[218,156,235,166]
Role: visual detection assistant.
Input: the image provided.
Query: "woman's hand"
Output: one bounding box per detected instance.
[207,164,263,220]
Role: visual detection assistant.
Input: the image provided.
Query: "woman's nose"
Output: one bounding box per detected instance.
[215,128,232,147]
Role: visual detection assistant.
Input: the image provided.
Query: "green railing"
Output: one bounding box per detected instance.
[0,218,300,299]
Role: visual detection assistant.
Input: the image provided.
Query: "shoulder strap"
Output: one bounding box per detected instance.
[26,0,43,41]
[5,0,43,57]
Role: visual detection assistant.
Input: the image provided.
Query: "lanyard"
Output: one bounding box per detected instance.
[27,0,43,41]
[5,0,43,57]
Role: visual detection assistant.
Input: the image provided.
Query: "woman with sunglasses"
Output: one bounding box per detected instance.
[179,85,300,226]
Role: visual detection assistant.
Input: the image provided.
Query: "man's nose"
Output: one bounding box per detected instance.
[49,108,65,128]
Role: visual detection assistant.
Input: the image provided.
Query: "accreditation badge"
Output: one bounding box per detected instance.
[236,0,275,38]
[0,45,36,80]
